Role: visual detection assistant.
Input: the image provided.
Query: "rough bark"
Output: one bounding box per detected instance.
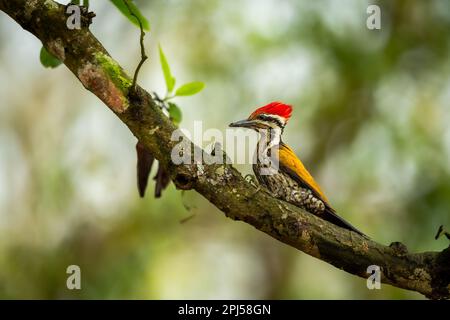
[0,0,449,299]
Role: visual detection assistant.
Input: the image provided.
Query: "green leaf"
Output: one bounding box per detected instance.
[159,45,176,93]
[109,0,150,31]
[168,102,182,124]
[40,47,62,69]
[175,82,205,96]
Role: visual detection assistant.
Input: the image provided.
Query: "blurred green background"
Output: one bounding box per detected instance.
[0,0,449,299]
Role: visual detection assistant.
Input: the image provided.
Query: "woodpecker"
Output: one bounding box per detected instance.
[229,102,367,237]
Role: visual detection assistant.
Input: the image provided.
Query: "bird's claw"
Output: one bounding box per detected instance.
[244,174,264,198]
[244,174,258,188]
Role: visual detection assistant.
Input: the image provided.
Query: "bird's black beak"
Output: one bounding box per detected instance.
[229,119,256,128]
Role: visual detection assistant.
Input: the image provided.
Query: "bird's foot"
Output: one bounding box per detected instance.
[244,174,258,188]
[244,174,265,198]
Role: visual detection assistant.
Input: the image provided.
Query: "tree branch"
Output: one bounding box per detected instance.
[0,0,449,299]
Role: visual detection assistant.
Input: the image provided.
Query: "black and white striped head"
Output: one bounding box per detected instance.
[229,101,292,131]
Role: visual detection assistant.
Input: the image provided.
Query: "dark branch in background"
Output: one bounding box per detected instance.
[0,0,449,300]
[123,0,148,94]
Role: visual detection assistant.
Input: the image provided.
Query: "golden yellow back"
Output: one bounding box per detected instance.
[278,143,330,204]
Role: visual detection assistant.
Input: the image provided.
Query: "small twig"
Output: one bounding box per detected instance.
[152,92,165,104]
[123,0,148,94]
[435,225,450,240]
[151,91,169,110]
[180,213,196,224]
[163,95,175,101]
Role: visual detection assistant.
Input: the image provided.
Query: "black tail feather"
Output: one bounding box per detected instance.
[323,207,369,239]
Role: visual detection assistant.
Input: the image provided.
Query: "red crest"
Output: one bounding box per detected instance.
[249,102,292,120]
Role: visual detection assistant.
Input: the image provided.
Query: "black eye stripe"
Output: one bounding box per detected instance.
[258,114,284,128]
